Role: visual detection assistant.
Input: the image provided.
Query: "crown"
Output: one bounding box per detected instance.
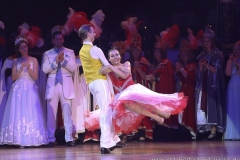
[15,36,28,45]
[203,26,215,39]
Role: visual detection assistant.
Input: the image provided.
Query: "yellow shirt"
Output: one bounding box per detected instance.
[79,44,106,84]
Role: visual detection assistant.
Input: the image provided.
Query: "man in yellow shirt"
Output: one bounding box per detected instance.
[78,24,124,154]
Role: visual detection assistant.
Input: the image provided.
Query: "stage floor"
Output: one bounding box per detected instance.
[0,141,240,160]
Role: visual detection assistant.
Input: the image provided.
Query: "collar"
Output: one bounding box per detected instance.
[186,62,197,71]
[83,42,93,45]
[54,47,64,53]
[159,59,168,65]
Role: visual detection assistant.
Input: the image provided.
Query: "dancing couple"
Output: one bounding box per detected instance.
[78,24,188,154]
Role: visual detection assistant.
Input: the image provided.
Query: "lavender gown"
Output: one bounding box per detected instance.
[224,61,240,140]
[0,61,48,146]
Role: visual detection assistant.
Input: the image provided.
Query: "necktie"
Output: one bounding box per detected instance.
[54,48,63,85]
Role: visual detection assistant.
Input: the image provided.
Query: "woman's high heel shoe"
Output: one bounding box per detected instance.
[207,133,216,141]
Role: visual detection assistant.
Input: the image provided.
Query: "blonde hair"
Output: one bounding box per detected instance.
[78,24,92,40]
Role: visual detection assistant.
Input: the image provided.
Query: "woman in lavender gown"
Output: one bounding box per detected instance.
[0,35,48,147]
[195,27,226,140]
[224,41,240,140]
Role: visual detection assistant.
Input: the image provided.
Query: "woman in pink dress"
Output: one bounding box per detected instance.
[85,49,188,135]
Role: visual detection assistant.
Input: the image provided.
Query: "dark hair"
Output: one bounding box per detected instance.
[202,37,216,53]
[52,31,63,39]
[154,47,167,60]
[15,41,29,58]
[108,48,120,58]
[108,49,123,64]
[178,48,193,64]
[78,24,92,40]
[130,46,142,61]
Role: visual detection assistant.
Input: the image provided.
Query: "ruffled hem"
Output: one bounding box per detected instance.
[116,129,138,136]
[84,108,145,134]
[110,100,145,134]
[85,84,188,134]
[84,110,100,131]
[113,108,145,134]
[0,142,48,147]
[113,98,188,116]
[197,125,224,133]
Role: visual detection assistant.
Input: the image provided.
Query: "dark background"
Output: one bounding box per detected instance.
[0,0,237,62]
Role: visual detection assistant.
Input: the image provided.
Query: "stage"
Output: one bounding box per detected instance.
[0,141,240,160]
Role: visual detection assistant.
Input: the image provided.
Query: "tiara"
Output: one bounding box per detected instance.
[15,36,28,45]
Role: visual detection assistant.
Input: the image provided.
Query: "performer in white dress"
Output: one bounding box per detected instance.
[0,35,48,147]
[0,55,15,128]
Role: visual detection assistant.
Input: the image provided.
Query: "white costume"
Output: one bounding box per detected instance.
[42,47,76,143]
[0,57,14,127]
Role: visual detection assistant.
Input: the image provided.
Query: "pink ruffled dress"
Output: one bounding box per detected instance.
[85,71,188,134]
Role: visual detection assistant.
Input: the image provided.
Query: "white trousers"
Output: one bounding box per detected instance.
[47,83,74,142]
[88,79,120,148]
